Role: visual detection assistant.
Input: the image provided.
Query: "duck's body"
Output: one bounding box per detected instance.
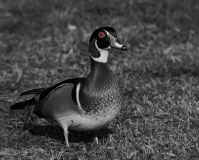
[40,62,122,131]
[10,27,127,146]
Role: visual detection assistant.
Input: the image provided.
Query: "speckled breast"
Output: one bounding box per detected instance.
[68,86,122,131]
[76,63,123,129]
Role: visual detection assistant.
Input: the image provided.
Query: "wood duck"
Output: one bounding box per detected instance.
[10,27,127,147]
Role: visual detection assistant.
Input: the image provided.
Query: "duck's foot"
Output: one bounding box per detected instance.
[24,105,37,129]
[64,129,70,147]
[93,131,99,145]
[93,136,99,145]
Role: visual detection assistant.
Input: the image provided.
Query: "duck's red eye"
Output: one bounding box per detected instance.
[98,32,105,38]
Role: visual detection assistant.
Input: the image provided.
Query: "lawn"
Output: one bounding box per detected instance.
[1,0,199,159]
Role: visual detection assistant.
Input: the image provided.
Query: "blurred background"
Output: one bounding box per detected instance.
[0,0,199,89]
[1,0,199,159]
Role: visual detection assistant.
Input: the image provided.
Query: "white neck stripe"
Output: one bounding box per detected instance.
[89,40,108,63]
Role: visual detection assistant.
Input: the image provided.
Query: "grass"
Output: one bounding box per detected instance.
[1,0,199,159]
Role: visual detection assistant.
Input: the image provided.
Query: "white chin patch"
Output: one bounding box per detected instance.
[89,41,109,63]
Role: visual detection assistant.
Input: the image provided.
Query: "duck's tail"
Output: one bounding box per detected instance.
[10,88,46,118]
[10,88,46,110]
[10,99,35,110]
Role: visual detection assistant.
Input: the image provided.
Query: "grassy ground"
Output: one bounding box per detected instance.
[1,0,199,159]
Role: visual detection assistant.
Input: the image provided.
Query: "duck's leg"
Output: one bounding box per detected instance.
[24,105,35,128]
[93,131,99,145]
[63,128,70,147]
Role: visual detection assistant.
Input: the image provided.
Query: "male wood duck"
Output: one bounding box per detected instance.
[10,27,127,147]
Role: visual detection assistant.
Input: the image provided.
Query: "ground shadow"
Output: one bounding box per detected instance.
[28,124,113,145]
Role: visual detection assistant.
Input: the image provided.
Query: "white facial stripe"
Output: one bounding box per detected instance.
[89,40,109,63]
[104,30,110,36]
[76,83,83,110]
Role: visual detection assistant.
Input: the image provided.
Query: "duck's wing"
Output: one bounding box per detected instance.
[19,78,84,103]
[38,78,84,104]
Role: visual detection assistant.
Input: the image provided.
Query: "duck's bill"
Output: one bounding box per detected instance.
[120,45,127,51]
[111,42,127,51]
[110,35,127,51]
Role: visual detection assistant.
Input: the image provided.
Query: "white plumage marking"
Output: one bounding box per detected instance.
[76,83,82,110]
[89,40,109,63]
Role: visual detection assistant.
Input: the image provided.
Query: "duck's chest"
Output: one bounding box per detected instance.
[79,63,122,115]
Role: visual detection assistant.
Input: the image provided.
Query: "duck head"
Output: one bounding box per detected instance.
[89,27,127,63]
